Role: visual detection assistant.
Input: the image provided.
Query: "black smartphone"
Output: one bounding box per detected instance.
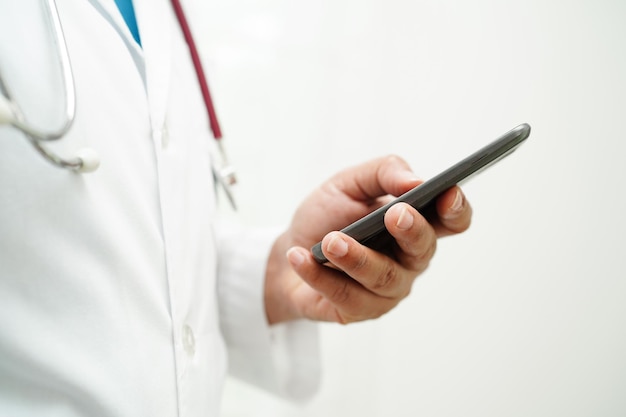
[311,123,531,263]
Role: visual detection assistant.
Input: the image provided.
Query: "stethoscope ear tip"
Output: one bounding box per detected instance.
[75,148,100,173]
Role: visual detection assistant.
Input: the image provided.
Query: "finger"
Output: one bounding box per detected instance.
[433,186,473,237]
[384,202,438,273]
[319,231,413,300]
[332,155,423,202]
[286,247,397,323]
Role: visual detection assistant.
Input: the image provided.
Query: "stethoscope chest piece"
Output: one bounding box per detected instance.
[212,141,238,210]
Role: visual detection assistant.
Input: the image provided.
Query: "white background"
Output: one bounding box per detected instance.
[193,1,626,416]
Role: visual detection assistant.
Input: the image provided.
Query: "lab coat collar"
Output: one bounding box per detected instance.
[86,0,172,133]
[133,0,172,133]
[85,0,144,63]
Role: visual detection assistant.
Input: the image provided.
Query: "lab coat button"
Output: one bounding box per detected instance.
[152,124,170,149]
[182,324,195,356]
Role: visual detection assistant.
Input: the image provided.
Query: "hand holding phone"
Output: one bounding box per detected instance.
[311,123,531,263]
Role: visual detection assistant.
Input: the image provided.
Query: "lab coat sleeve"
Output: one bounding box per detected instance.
[215,221,321,401]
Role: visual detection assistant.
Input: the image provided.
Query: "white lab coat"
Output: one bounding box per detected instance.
[0,1,320,416]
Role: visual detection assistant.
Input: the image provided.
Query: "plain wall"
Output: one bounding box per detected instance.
[191,0,626,415]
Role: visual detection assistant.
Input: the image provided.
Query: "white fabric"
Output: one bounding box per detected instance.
[216,223,321,401]
[0,1,320,416]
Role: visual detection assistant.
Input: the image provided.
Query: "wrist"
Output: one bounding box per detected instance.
[264,232,301,325]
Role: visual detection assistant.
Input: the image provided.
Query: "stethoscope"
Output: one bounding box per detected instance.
[0,0,237,207]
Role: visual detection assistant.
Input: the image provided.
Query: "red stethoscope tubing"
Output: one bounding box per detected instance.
[170,0,237,208]
[170,0,222,140]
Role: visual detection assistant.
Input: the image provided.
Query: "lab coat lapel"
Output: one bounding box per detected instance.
[85,0,144,63]
[85,0,172,132]
[133,0,173,133]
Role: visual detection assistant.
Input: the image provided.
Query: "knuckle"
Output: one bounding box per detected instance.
[409,241,436,273]
[379,155,410,178]
[416,239,437,264]
[371,262,399,291]
[382,154,407,167]
[330,280,351,305]
[343,248,369,273]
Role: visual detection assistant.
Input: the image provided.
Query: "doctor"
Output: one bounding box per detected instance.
[0,1,472,417]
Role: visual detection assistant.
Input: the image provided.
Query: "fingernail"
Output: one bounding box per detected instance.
[450,189,464,213]
[327,233,349,257]
[287,247,305,267]
[396,206,414,230]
